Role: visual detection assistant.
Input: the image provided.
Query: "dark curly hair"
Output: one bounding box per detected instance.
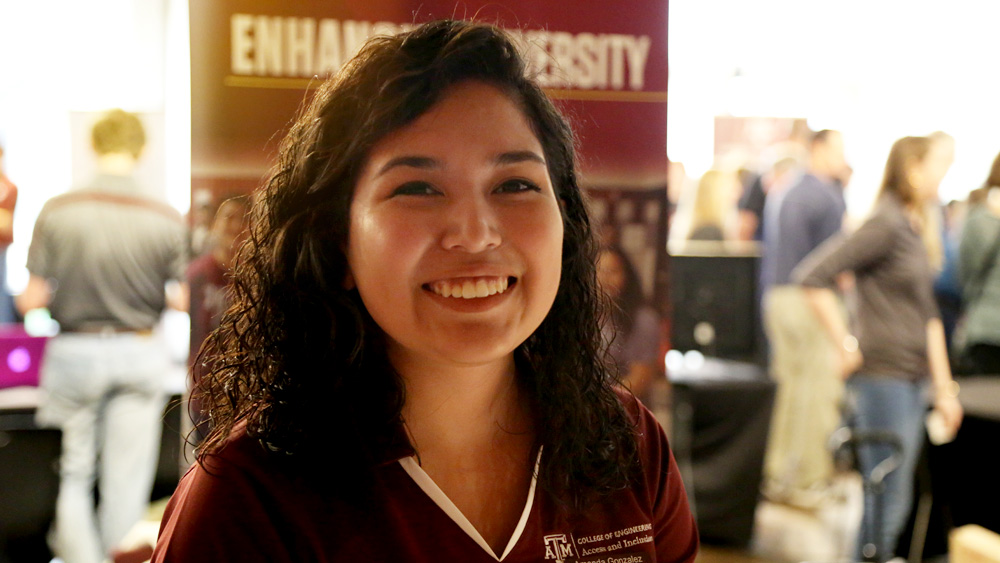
[197,19,639,510]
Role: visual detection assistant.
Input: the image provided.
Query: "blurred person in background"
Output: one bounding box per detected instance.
[737,172,766,241]
[16,109,188,563]
[759,129,850,507]
[667,161,689,221]
[0,141,17,323]
[796,135,963,561]
[685,169,740,241]
[958,149,1000,375]
[919,132,963,356]
[187,192,216,258]
[597,245,662,403]
[186,195,249,442]
[737,153,802,242]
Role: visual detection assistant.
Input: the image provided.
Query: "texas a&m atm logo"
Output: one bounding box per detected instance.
[543,534,577,561]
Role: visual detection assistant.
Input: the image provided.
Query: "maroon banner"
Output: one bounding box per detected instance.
[190,0,668,197]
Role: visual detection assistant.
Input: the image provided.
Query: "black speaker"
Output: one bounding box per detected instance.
[0,409,60,563]
[669,252,760,361]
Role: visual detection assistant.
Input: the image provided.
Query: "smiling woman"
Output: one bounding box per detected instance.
[152,19,697,562]
[348,82,564,372]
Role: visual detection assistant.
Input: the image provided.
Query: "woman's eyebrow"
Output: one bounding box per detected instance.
[494,150,546,166]
[375,150,544,177]
[375,156,439,177]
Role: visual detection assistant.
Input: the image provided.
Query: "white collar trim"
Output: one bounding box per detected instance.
[398,447,542,561]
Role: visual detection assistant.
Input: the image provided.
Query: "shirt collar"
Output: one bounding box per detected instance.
[372,419,417,466]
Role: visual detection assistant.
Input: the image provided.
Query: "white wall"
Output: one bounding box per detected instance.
[668,0,1000,218]
[0,0,190,293]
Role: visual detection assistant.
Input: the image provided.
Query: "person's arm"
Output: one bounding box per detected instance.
[796,209,898,288]
[802,286,862,379]
[0,177,16,246]
[166,280,190,313]
[0,208,13,246]
[926,318,963,434]
[794,211,897,378]
[737,209,759,242]
[165,220,191,312]
[957,208,984,291]
[16,274,52,316]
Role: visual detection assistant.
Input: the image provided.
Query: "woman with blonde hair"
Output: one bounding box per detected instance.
[687,169,738,241]
[795,136,963,561]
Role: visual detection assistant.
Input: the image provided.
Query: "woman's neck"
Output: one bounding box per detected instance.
[397,354,531,457]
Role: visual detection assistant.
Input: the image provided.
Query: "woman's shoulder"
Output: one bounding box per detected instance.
[965,203,1000,231]
[853,195,908,241]
[614,388,672,466]
[180,421,271,478]
[152,423,305,560]
[165,424,279,506]
[608,388,699,560]
[870,194,908,223]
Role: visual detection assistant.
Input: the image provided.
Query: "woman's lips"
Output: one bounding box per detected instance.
[425,276,515,299]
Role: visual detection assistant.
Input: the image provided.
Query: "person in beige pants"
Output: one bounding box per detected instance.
[762,285,844,506]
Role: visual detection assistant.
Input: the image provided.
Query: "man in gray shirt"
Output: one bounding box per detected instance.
[18,109,187,563]
[759,129,849,507]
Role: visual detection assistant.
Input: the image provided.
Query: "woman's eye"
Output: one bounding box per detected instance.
[495,179,541,194]
[390,182,438,197]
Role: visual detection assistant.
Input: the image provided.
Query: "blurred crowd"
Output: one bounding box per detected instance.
[670,127,1000,560]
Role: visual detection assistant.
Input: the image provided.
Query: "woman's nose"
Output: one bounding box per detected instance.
[441,196,501,252]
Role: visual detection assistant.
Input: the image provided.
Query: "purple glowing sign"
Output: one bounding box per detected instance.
[7,346,32,373]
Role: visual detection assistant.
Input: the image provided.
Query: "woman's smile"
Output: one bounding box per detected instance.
[426,276,513,299]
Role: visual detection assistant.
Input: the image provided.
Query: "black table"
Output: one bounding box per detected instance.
[669,358,775,547]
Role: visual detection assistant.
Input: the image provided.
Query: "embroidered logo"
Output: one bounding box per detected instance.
[543,534,576,561]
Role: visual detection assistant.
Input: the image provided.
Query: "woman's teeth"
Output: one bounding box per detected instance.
[430,277,510,299]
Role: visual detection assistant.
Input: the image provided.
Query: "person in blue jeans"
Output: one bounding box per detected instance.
[796,135,963,561]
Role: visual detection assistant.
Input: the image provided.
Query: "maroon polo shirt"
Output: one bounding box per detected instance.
[152,397,698,562]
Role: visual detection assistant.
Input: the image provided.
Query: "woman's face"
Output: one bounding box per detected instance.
[347,81,564,373]
[908,156,940,203]
[915,140,955,201]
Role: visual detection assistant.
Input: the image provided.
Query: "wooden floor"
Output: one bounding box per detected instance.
[645,394,862,563]
[697,545,779,563]
[693,475,865,563]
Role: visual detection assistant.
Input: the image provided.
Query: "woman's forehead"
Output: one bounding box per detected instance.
[386,83,536,143]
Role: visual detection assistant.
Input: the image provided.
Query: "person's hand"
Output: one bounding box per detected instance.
[840,347,863,380]
[838,335,863,380]
[933,393,964,437]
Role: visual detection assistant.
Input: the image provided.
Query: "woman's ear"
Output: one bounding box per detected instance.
[343,268,355,290]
